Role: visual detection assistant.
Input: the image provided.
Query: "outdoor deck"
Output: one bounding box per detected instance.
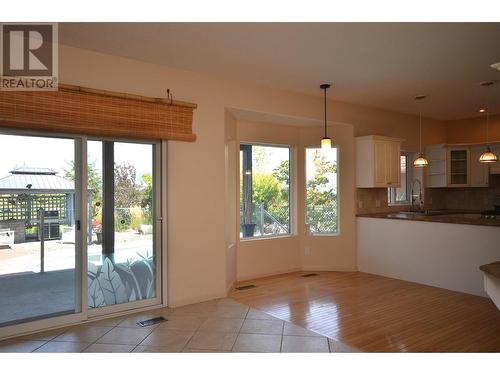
[0,232,153,326]
[0,269,75,326]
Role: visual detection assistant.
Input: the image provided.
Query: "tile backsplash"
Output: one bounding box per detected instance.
[357,174,500,214]
[356,188,410,214]
[425,174,500,211]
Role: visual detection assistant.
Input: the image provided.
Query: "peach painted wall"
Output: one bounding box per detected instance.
[236,121,302,280]
[299,125,356,271]
[224,111,238,292]
[58,44,448,307]
[446,114,500,144]
[233,119,356,280]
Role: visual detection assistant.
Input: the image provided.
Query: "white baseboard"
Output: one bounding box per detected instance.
[168,292,227,308]
[236,267,357,283]
[301,266,358,272]
[236,267,302,283]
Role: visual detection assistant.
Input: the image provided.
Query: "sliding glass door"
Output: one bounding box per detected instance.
[86,139,160,315]
[0,133,82,327]
[0,130,163,336]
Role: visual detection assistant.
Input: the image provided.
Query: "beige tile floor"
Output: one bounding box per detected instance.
[0,298,360,353]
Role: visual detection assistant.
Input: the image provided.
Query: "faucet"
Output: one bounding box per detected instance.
[410,179,423,212]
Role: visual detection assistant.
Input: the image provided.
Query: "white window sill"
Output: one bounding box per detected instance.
[307,232,340,237]
[239,234,297,242]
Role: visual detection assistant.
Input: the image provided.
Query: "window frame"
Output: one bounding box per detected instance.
[238,142,294,241]
[388,152,411,206]
[304,145,340,237]
[0,126,166,339]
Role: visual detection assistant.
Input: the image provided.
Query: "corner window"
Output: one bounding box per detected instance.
[305,147,339,235]
[240,144,291,239]
[388,153,410,205]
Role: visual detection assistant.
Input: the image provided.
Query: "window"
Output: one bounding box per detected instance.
[240,144,291,239]
[388,153,410,205]
[305,147,339,235]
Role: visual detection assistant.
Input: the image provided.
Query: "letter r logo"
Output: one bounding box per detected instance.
[1,24,54,76]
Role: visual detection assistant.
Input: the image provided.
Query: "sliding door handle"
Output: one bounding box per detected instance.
[76,220,81,231]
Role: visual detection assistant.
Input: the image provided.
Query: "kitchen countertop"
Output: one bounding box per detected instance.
[480,261,500,278]
[356,211,500,227]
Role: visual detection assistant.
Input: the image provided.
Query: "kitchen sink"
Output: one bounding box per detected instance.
[397,210,462,217]
[397,210,433,216]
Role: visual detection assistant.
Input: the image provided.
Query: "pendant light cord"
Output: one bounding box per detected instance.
[323,87,327,137]
[481,81,495,146]
[419,108,422,153]
[486,104,489,144]
[415,95,426,154]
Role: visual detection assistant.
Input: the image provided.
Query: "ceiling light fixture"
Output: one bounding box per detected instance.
[479,81,498,163]
[413,95,429,168]
[320,83,332,149]
[491,62,500,71]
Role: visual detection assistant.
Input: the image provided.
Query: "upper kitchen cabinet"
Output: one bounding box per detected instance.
[469,146,489,187]
[490,144,500,174]
[425,144,489,187]
[447,147,470,187]
[425,144,447,187]
[356,135,403,188]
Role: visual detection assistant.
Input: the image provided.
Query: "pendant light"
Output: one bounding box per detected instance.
[320,83,332,149]
[413,95,429,168]
[479,81,498,163]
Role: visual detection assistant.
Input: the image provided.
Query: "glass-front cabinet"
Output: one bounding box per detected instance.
[447,147,470,187]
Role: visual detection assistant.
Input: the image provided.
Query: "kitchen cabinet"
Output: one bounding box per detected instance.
[425,145,447,188]
[356,135,403,188]
[470,146,489,187]
[490,145,500,174]
[425,144,489,187]
[447,147,470,187]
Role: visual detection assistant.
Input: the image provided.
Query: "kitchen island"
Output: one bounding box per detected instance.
[357,214,500,296]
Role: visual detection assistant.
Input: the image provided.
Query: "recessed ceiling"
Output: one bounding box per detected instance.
[59,22,500,120]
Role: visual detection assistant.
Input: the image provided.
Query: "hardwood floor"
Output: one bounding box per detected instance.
[229,271,500,352]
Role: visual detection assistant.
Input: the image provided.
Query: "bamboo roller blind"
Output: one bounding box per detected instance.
[0,84,197,141]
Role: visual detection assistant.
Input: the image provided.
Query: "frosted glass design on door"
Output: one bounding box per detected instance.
[88,255,155,308]
[87,141,156,309]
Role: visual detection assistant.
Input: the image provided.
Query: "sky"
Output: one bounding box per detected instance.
[0,134,153,183]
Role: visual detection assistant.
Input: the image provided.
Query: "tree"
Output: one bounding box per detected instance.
[306,151,338,232]
[252,146,268,170]
[114,162,142,208]
[273,159,289,186]
[140,173,153,224]
[64,160,102,220]
[251,172,289,229]
[252,173,281,210]
[114,162,142,230]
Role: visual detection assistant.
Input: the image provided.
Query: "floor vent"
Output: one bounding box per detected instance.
[137,316,167,327]
[301,273,319,278]
[235,284,257,291]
